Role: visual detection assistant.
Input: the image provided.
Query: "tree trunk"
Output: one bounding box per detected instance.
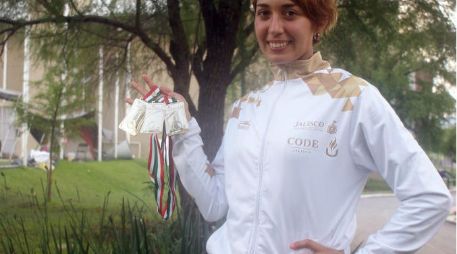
[175,80,227,254]
[47,121,56,201]
[167,2,242,253]
[196,85,227,159]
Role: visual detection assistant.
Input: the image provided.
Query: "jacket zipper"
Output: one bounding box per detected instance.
[249,69,288,253]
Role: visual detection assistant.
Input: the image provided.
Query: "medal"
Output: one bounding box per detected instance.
[165,101,188,135]
[118,99,147,136]
[119,87,188,220]
[141,103,166,134]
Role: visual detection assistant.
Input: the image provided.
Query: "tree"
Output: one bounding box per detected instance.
[15,47,94,201]
[439,126,456,161]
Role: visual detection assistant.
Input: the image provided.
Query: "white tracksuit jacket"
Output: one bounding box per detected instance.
[172,52,452,254]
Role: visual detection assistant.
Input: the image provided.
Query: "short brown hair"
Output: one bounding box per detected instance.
[251,0,338,34]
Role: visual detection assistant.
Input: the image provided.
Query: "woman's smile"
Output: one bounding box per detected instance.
[268,40,292,50]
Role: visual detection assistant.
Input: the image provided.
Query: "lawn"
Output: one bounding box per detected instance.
[0,160,158,217]
[0,160,182,253]
[363,174,392,194]
[0,160,393,222]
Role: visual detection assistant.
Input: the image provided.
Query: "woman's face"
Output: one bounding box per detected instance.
[254,0,315,64]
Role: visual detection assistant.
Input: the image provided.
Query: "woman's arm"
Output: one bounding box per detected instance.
[172,118,229,222]
[350,85,452,253]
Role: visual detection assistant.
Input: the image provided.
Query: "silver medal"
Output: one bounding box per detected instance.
[165,102,188,136]
[141,103,166,134]
[119,99,147,136]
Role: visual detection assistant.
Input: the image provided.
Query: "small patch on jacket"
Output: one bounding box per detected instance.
[238,121,250,129]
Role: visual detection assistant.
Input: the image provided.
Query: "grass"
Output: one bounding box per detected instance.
[0,160,152,209]
[363,175,392,194]
[0,160,182,253]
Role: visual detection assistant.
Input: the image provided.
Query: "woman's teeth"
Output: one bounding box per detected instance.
[269,41,289,49]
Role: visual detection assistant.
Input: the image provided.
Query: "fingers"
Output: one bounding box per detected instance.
[289,239,343,254]
[131,80,148,96]
[130,74,186,103]
[290,239,326,251]
[159,85,174,96]
[141,74,173,96]
[142,74,158,90]
[125,97,134,105]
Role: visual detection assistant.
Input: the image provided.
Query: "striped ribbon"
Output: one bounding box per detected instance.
[144,86,177,220]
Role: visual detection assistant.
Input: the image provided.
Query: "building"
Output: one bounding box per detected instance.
[0,33,199,164]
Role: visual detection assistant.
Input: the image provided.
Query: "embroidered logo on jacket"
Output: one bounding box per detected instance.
[287,137,320,153]
[327,121,337,134]
[294,121,325,131]
[325,138,339,157]
[287,120,341,157]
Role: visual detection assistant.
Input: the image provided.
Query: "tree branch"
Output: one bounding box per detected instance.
[68,0,83,16]
[135,0,141,29]
[0,15,176,72]
[0,30,16,57]
[198,0,217,38]
[229,44,258,83]
[36,0,62,16]
[167,0,190,62]
[191,44,205,79]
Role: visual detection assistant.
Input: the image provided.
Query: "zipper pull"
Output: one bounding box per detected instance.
[282,66,288,82]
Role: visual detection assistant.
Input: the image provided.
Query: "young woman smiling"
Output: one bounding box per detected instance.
[130,0,452,253]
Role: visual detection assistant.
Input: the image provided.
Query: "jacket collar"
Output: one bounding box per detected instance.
[270,52,331,81]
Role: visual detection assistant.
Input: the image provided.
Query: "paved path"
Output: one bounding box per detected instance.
[351,192,456,253]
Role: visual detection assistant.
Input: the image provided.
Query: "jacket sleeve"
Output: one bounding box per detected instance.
[350,85,452,254]
[172,117,228,222]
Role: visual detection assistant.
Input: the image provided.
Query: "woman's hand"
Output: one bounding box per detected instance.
[290,239,343,254]
[126,74,191,121]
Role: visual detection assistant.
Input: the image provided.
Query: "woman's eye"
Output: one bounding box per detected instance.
[284,10,296,17]
[256,10,270,17]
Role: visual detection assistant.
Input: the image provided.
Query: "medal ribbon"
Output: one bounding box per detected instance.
[144,87,178,220]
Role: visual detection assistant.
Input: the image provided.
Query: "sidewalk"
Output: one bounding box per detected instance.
[362,188,456,225]
[354,191,456,254]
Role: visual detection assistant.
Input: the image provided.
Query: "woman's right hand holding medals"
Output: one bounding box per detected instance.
[126,74,191,121]
[119,74,191,136]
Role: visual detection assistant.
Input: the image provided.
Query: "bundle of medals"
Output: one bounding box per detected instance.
[119,86,188,220]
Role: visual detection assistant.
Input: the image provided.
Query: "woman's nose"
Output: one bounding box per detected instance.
[268,14,284,35]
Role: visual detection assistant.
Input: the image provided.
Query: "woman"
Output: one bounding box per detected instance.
[131,0,452,253]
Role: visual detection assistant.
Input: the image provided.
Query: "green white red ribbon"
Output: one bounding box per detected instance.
[144,86,177,220]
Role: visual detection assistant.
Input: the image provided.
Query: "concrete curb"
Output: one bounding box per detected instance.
[446,215,455,224]
[361,193,394,198]
[446,206,456,224]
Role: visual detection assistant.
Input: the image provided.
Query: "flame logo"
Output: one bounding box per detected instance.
[326,138,338,157]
